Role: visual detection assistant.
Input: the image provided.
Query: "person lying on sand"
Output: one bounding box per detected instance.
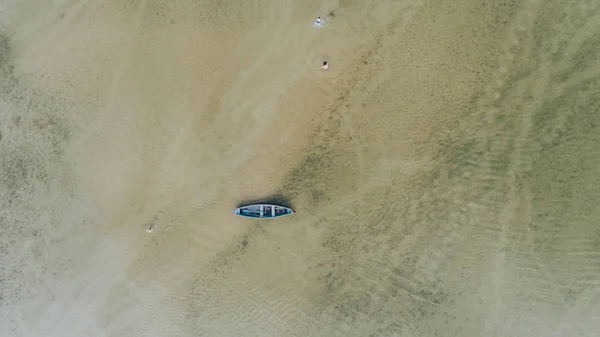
[321,61,329,70]
[314,12,334,28]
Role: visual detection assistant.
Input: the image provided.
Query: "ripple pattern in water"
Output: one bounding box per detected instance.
[1,0,600,336]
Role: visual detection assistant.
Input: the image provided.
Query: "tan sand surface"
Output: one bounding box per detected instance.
[1,0,600,336]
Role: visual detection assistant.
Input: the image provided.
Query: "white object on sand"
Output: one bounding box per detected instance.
[314,13,334,28]
[321,61,329,70]
[146,224,155,233]
[313,17,324,28]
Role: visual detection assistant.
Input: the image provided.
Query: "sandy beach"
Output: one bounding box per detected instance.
[1,0,599,336]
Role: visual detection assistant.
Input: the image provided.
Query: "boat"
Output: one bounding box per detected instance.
[233,204,294,219]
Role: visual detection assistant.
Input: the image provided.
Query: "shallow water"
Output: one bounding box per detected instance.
[1,0,599,336]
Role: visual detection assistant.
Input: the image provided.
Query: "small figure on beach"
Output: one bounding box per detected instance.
[146,223,156,233]
[314,17,323,27]
[321,61,329,70]
[313,12,334,28]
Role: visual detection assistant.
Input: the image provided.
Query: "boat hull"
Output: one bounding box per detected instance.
[234,204,294,219]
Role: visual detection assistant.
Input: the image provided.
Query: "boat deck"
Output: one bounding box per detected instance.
[234,204,294,219]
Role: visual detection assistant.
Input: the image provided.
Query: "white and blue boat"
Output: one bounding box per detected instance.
[234,204,294,219]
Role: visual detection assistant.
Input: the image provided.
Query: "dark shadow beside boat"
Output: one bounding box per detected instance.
[236,193,294,210]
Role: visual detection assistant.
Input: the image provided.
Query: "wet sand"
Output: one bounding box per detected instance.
[1,0,600,336]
